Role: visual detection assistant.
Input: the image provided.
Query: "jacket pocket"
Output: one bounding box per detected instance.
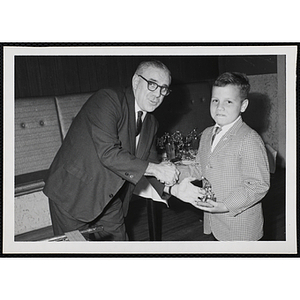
[63,162,93,184]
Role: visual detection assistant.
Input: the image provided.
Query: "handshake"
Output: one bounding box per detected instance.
[145,161,212,205]
[145,161,180,186]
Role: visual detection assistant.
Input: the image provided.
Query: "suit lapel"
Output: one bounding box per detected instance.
[210,118,244,157]
[124,87,136,155]
[123,88,154,158]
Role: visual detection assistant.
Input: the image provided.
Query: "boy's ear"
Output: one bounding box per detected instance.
[241,99,249,113]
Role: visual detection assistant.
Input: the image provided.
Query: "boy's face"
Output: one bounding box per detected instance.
[210,84,248,127]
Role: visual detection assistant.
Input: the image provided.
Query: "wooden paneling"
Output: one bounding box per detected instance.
[15,57,31,97]
[38,56,64,96]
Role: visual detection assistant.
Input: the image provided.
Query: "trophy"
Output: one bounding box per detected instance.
[191,177,216,202]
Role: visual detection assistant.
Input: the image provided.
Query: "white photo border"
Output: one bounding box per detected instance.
[3,44,298,255]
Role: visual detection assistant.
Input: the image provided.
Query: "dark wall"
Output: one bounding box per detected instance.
[218,55,277,75]
[14,54,278,140]
[15,55,278,99]
[15,56,220,99]
[14,53,281,173]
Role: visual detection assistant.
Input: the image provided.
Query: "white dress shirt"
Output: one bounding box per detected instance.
[133,102,167,205]
[135,102,146,147]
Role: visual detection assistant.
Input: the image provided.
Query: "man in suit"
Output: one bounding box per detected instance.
[43,60,203,241]
[178,72,270,241]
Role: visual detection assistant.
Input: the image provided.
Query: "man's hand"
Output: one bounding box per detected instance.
[145,161,180,186]
[169,177,207,203]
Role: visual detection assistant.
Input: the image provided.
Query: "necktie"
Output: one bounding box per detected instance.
[136,111,143,136]
[211,126,222,145]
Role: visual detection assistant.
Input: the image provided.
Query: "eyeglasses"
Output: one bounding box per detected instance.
[138,75,171,96]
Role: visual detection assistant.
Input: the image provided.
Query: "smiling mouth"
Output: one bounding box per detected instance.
[149,99,158,105]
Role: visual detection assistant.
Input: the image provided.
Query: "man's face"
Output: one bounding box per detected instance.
[210,84,248,126]
[132,66,171,112]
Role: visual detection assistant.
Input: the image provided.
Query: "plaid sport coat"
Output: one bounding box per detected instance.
[191,118,270,241]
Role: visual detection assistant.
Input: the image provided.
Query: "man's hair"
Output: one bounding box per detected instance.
[135,60,171,82]
[213,72,250,99]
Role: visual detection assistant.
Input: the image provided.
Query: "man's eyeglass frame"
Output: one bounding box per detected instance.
[138,75,171,96]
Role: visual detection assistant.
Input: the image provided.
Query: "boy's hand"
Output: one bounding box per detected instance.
[171,177,206,203]
[195,200,229,213]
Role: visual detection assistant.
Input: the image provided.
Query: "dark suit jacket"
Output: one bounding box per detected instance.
[43,87,163,222]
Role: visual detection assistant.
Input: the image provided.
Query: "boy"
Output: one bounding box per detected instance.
[181,72,270,241]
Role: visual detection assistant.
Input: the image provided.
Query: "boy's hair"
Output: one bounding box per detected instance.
[213,72,250,99]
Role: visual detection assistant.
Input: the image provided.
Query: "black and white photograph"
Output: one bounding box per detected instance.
[2,2,299,299]
[3,44,297,255]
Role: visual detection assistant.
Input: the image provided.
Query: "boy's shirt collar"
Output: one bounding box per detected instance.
[215,115,241,135]
[211,116,242,151]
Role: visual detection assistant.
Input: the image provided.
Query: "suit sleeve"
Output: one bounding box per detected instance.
[223,131,270,217]
[143,131,166,196]
[84,89,148,185]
